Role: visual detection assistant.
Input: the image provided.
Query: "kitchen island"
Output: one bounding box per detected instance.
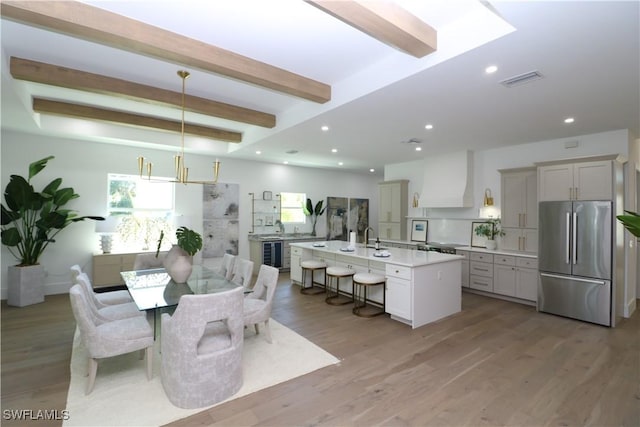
[290,241,463,328]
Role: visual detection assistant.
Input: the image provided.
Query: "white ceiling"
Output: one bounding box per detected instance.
[1,1,639,176]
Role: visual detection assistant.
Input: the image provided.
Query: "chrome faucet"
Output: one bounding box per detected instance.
[275,219,285,233]
[363,226,375,245]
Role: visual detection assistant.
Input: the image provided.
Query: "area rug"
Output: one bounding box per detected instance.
[63,319,339,426]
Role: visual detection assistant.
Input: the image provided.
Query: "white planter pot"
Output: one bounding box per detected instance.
[164,245,193,283]
[485,239,497,250]
[7,265,45,307]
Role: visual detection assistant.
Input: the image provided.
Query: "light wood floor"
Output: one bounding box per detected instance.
[2,274,639,426]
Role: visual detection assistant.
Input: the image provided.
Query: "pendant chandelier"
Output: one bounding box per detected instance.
[137,70,220,184]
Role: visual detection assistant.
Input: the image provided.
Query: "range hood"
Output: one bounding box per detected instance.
[419,150,474,208]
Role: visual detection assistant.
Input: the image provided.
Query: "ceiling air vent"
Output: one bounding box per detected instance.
[285,149,299,154]
[401,138,422,144]
[500,70,544,88]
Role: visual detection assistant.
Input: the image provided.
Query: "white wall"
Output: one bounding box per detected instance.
[1,130,379,297]
[384,129,631,244]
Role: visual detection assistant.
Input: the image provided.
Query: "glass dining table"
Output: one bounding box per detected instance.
[120,265,243,336]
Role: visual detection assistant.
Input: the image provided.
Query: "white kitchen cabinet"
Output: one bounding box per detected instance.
[493,255,516,296]
[469,252,493,292]
[290,246,310,285]
[538,160,612,201]
[501,228,538,253]
[385,264,412,320]
[470,252,537,302]
[501,168,537,229]
[457,250,470,288]
[378,180,408,240]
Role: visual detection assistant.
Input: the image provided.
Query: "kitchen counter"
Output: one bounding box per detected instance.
[290,241,462,329]
[291,240,463,267]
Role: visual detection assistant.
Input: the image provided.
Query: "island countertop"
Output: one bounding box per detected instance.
[289,240,463,268]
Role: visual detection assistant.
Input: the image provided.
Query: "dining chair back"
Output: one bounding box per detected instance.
[70,265,133,306]
[230,258,254,287]
[160,286,244,408]
[243,264,279,343]
[219,253,236,280]
[133,252,168,270]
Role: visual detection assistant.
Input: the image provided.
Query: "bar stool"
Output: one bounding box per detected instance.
[300,260,327,295]
[325,266,355,305]
[352,272,386,317]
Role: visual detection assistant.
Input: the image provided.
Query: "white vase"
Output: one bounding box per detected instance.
[8,265,45,307]
[164,245,193,283]
[485,239,497,250]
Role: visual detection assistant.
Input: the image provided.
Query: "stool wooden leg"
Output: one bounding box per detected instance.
[325,275,353,306]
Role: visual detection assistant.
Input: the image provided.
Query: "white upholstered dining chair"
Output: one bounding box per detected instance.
[133,252,168,270]
[74,274,145,322]
[70,265,133,306]
[160,286,244,409]
[69,284,153,394]
[230,258,254,288]
[243,264,279,343]
[218,253,236,280]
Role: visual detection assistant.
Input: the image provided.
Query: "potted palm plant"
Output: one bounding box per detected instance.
[474,218,505,250]
[303,198,326,236]
[617,211,640,237]
[1,156,104,306]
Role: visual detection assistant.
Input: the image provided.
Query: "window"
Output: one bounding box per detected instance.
[280,192,306,223]
[107,174,175,251]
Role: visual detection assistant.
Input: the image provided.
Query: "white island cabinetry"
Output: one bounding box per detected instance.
[289,241,462,328]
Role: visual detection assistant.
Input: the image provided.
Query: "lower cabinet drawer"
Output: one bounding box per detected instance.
[386,264,411,280]
[469,275,493,292]
[470,261,493,277]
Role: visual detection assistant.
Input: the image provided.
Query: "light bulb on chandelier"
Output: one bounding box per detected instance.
[137,70,220,184]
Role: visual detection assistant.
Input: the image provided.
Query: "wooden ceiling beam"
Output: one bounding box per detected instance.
[33,98,242,143]
[307,0,437,58]
[1,1,331,103]
[11,57,275,128]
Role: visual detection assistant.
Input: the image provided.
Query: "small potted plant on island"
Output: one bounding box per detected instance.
[1,156,104,306]
[474,218,505,250]
[158,226,203,283]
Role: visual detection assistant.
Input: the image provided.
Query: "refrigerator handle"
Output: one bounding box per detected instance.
[572,212,577,265]
[565,212,571,264]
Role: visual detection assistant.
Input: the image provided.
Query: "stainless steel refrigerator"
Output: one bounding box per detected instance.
[538,200,612,326]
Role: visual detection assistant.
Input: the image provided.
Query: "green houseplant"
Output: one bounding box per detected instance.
[474,218,505,250]
[617,211,640,238]
[303,198,326,236]
[1,156,104,306]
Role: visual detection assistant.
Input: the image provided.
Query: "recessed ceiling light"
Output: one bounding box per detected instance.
[283,161,289,165]
[255,150,261,155]
[338,162,343,166]
[369,168,375,173]
[321,125,329,131]
[485,65,498,74]
[564,117,575,124]
[415,147,422,152]
[425,124,433,130]
[331,148,337,153]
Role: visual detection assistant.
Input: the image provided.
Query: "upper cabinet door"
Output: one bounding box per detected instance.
[501,169,537,229]
[574,161,612,200]
[538,164,573,201]
[539,160,613,202]
[379,183,394,222]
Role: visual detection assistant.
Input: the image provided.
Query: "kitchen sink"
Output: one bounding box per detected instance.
[365,245,388,250]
